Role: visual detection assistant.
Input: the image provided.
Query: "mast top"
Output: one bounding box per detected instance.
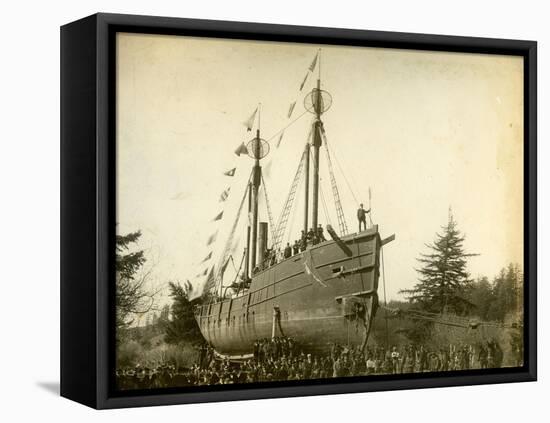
[304,87,332,116]
[246,134,269,160]
[245,103,270,160]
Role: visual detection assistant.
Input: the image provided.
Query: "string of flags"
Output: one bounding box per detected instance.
[194,162,238,280]
[194,51,320,285]
[276,51,319,149]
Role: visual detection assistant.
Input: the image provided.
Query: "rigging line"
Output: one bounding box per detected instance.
[230,255,238,274]
[381,246,389,348]
[309,147,330,226]
[266,110,309,143]
[321,130,349,234]
[319,180,332,226]
[229,250,246,288]
[214,171,252,292]
[285,171,302,245]
[261,174,277,242]
[272,148,307,251]
[324,133,360,206]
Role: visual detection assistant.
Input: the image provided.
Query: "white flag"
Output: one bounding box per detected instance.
[276,131,285,148]
[287,101,296,118]
[309,52,318,72]
[243,107,258,131]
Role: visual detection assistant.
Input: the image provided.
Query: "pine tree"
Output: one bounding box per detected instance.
[164,281,203,345]
[401,210,478,314]
[487,264,523,322]
[116,230,159,343]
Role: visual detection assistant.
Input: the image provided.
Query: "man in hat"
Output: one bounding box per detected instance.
[357,203,370,232]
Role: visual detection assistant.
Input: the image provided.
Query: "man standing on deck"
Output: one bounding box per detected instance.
[317,224,326,242]
[284,242,292,259]
[293,240,300,255]
[357,203,371,232]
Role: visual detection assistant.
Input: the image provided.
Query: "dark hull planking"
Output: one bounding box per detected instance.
[194,226,382,357]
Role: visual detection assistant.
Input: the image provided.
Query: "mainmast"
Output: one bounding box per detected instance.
[303,143,310,233]
[250,128,261,271]
[311,78,322,232]
[304,50,331,237]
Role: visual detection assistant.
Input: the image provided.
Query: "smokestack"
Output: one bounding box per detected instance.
[258,222,268,267]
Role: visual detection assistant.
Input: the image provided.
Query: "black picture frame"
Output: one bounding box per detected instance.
[60,12,537,409]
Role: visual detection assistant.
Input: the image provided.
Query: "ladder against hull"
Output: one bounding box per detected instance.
[195,226,383,355]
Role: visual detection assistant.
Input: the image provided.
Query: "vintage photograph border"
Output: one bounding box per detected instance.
[60,13,536,409]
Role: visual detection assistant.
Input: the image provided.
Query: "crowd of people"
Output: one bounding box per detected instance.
[254,225,327,274]
[250,202,375,274]
[116,336,517,390]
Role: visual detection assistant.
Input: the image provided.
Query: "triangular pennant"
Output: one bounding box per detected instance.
[299,72,309,91]
[206,231,218,246]
[287,101,296,118]
[276,131,285,148]
[243,107,258,132]
[212,211,224,221]
[219,187,231,202]
[309,52,318,72]
[234,142,248,157]
[223,167,236,177]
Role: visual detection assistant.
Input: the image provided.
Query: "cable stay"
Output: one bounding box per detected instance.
[379,305,523,331]
[319,180,332,227]
[319,126,349,235]
[271,148,307,252]
[223,250,247,297]
[213,171,252,294]
[260,174,277,243]
[324,130,360,208]
[266,110,309,144]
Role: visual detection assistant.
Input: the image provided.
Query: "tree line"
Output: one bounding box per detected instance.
[115,210,523,365]
[400,210,523,322]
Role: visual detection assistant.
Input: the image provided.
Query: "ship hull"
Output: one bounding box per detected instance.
[194,226,382,356]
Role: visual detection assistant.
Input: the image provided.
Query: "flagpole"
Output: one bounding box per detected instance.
[311,49,323,235]
[368,187,373,226]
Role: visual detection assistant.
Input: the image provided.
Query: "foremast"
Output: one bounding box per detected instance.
[250,128,262,273]
[244,108,270,279]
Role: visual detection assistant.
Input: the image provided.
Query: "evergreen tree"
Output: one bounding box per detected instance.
[401,210,478,314]
[164,281,203,345]
[487,264,523,321]
[116,230,158,343]
[467,276,494,320]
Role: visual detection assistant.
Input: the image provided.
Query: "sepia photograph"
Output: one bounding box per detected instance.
[114,32,524,391]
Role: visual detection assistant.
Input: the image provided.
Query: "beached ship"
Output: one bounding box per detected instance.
[194,53,394,358]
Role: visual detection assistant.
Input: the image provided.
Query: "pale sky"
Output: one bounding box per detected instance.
[116,32,523,305]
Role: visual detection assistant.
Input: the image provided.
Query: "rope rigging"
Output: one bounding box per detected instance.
[271,147,307,252]
[266,110,309,144]
[379,305,522,331]
[260,174,277,243]
[319,126,349,235]
[381,246,390,347]
[319,180,332,227]
[325,132,360,207]
[213,171,252,294]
